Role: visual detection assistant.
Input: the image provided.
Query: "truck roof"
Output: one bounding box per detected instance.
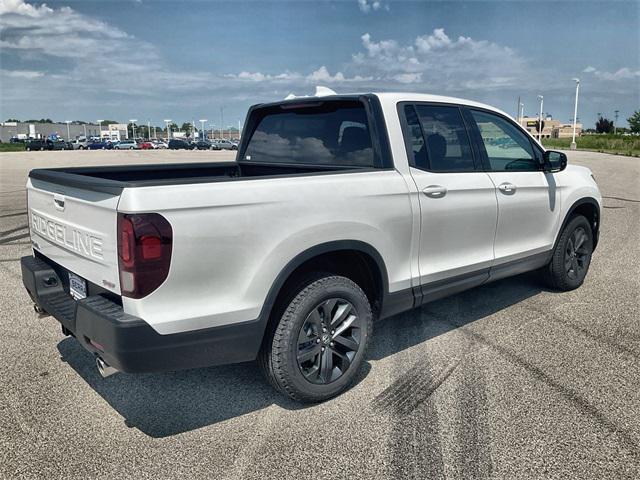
[273,89,514,121]
[372,92,511,118]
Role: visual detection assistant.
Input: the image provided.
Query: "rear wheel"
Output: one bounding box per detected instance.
[543,214,593,291]
[259,274,372,403]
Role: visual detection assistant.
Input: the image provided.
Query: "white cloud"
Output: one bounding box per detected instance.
[349,29,531,92]
[0,69,45,79]
[583,66,640,81]
[414,28,451,52]
[357,0,388,13]
[0,0,50,16]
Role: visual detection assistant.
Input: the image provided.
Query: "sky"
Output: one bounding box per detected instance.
[0,0,638,128]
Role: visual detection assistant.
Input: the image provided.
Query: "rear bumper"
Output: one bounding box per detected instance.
[21,255,265,373]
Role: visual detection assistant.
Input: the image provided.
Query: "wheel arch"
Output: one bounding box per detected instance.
[256,240,389,338]
[557,197,601,251]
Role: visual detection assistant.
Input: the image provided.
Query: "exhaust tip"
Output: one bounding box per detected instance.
[33,303,48,316]
[96,356,119,378]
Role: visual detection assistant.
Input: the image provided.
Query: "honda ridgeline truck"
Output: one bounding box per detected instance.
[22,92,601,402]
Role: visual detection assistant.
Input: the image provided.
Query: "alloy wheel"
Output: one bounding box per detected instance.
[297,298,362,384]
[565,226,590,280]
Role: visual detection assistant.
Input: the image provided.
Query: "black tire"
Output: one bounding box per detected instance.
[259,274,372,403]
[543,214,593,291]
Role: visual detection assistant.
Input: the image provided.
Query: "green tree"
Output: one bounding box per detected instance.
[628,110,640,134]
[180,122,193,136]
[595,117,614,134]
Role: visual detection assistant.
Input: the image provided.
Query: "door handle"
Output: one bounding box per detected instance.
[498,182,517,195]
[422,185,447,198]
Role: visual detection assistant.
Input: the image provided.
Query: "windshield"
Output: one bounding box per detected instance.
[242,100,373,167]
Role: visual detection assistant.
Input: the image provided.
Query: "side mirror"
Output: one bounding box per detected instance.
[543,150,567,172]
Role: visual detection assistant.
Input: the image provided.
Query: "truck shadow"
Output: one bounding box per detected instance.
[57,271,545,438]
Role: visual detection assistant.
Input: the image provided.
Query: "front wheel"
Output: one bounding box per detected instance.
[259,274,372,403]
[543,214,593,291]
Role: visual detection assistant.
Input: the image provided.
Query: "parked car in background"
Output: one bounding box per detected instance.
[71,139,89,150]
[213,139,238,150]
[194,140,220,150]
[168,139,194,150]
[153,140,168,149]
[87,140,113,150]
[25,139,53,151]
[139,141,154,150]
[114,139,140,150]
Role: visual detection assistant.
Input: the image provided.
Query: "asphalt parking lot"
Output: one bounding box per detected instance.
[1,149,639,479]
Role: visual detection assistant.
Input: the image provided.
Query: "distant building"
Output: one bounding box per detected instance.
[0,121,100,141]
[101,123,128,141]
[518,116,582,139]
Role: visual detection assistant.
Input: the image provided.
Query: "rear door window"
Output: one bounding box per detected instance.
[413,105,475,172]
[243,100,374,167]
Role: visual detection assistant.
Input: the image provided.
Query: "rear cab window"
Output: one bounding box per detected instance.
[242,100,374,167]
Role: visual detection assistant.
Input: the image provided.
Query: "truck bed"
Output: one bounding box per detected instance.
[29,161,366,194]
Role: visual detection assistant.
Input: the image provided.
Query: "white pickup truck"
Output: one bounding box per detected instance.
[22,92,601,402]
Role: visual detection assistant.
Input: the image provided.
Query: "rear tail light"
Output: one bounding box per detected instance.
[117,212,172,299]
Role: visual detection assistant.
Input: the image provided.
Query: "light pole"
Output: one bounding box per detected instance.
[199,119,207,140]
[220,107,224,139]
[614,110,619,135]
[519,103,524,123]
[129,119,137,140]
[65,120,71,141]
[97,119,103,139]
[83,124,87,139]
[164,119,172,141]
[147,120,151,139]
[238,119,242,139]
[571,78,580,150]
[537,95,544,141]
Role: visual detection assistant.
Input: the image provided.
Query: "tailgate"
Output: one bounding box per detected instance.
[27,177,121,294]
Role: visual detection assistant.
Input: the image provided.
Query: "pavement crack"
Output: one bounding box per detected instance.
[602,195,640,203]
[0,224,28,237]
[0,211,27,219]
[0,232,29,244]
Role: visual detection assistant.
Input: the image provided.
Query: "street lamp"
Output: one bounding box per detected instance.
[519,103,524,123]
[147,120,151,140]
[199,119,207,140]
[220,107,224,139]
[571,78,580,150]
[537,95,544,141]
[129,119,138,140]
[64,120,71,141]
[97,119,103,139]
[614,110,619,135]
[238,119,242,139]
[164,119,172,140]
